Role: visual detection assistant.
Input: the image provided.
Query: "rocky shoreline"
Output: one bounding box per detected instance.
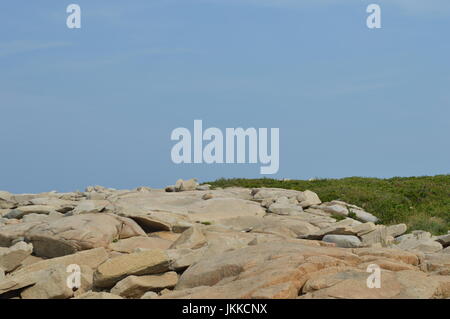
[1,179,449,299]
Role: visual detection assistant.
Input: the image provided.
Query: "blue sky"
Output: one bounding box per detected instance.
[1,0,449,193]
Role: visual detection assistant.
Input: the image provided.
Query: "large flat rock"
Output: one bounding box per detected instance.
[112,191,266,225]
[22,213,145,258]
[93,249,170,288]
[0,248,108,296]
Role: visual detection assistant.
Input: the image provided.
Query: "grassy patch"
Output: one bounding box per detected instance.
[195,220,212,225]
[330,213,347,221]
[208,175,450,235]
[348,211,358,220]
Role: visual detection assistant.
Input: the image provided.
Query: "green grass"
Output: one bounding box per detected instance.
[330,213,347,221]
[348,211,358,220]
[207,175,450,235]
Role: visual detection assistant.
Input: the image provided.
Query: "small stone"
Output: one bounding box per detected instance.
[160,288,172,295]
[387,224,408,238]
[111,271,178,298]
[174,179,199,192]
[349,208,379,223]
[165,186,176,192]
[298,190,321,208]
[321,204,349,217]
[436,234,450,248]
[196,184,211,191]
[322,235,362,248]
[202,193,214,200]
[141,291,158,299]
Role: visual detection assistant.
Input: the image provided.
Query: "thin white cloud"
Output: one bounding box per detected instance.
[21,47,199,73]
[199,0,450,16]
[136,48,198,55]
[0,41,72,58]
[389,0,450,15]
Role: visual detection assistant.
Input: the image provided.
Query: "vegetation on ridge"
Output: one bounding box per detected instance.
[208,175,450,235]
